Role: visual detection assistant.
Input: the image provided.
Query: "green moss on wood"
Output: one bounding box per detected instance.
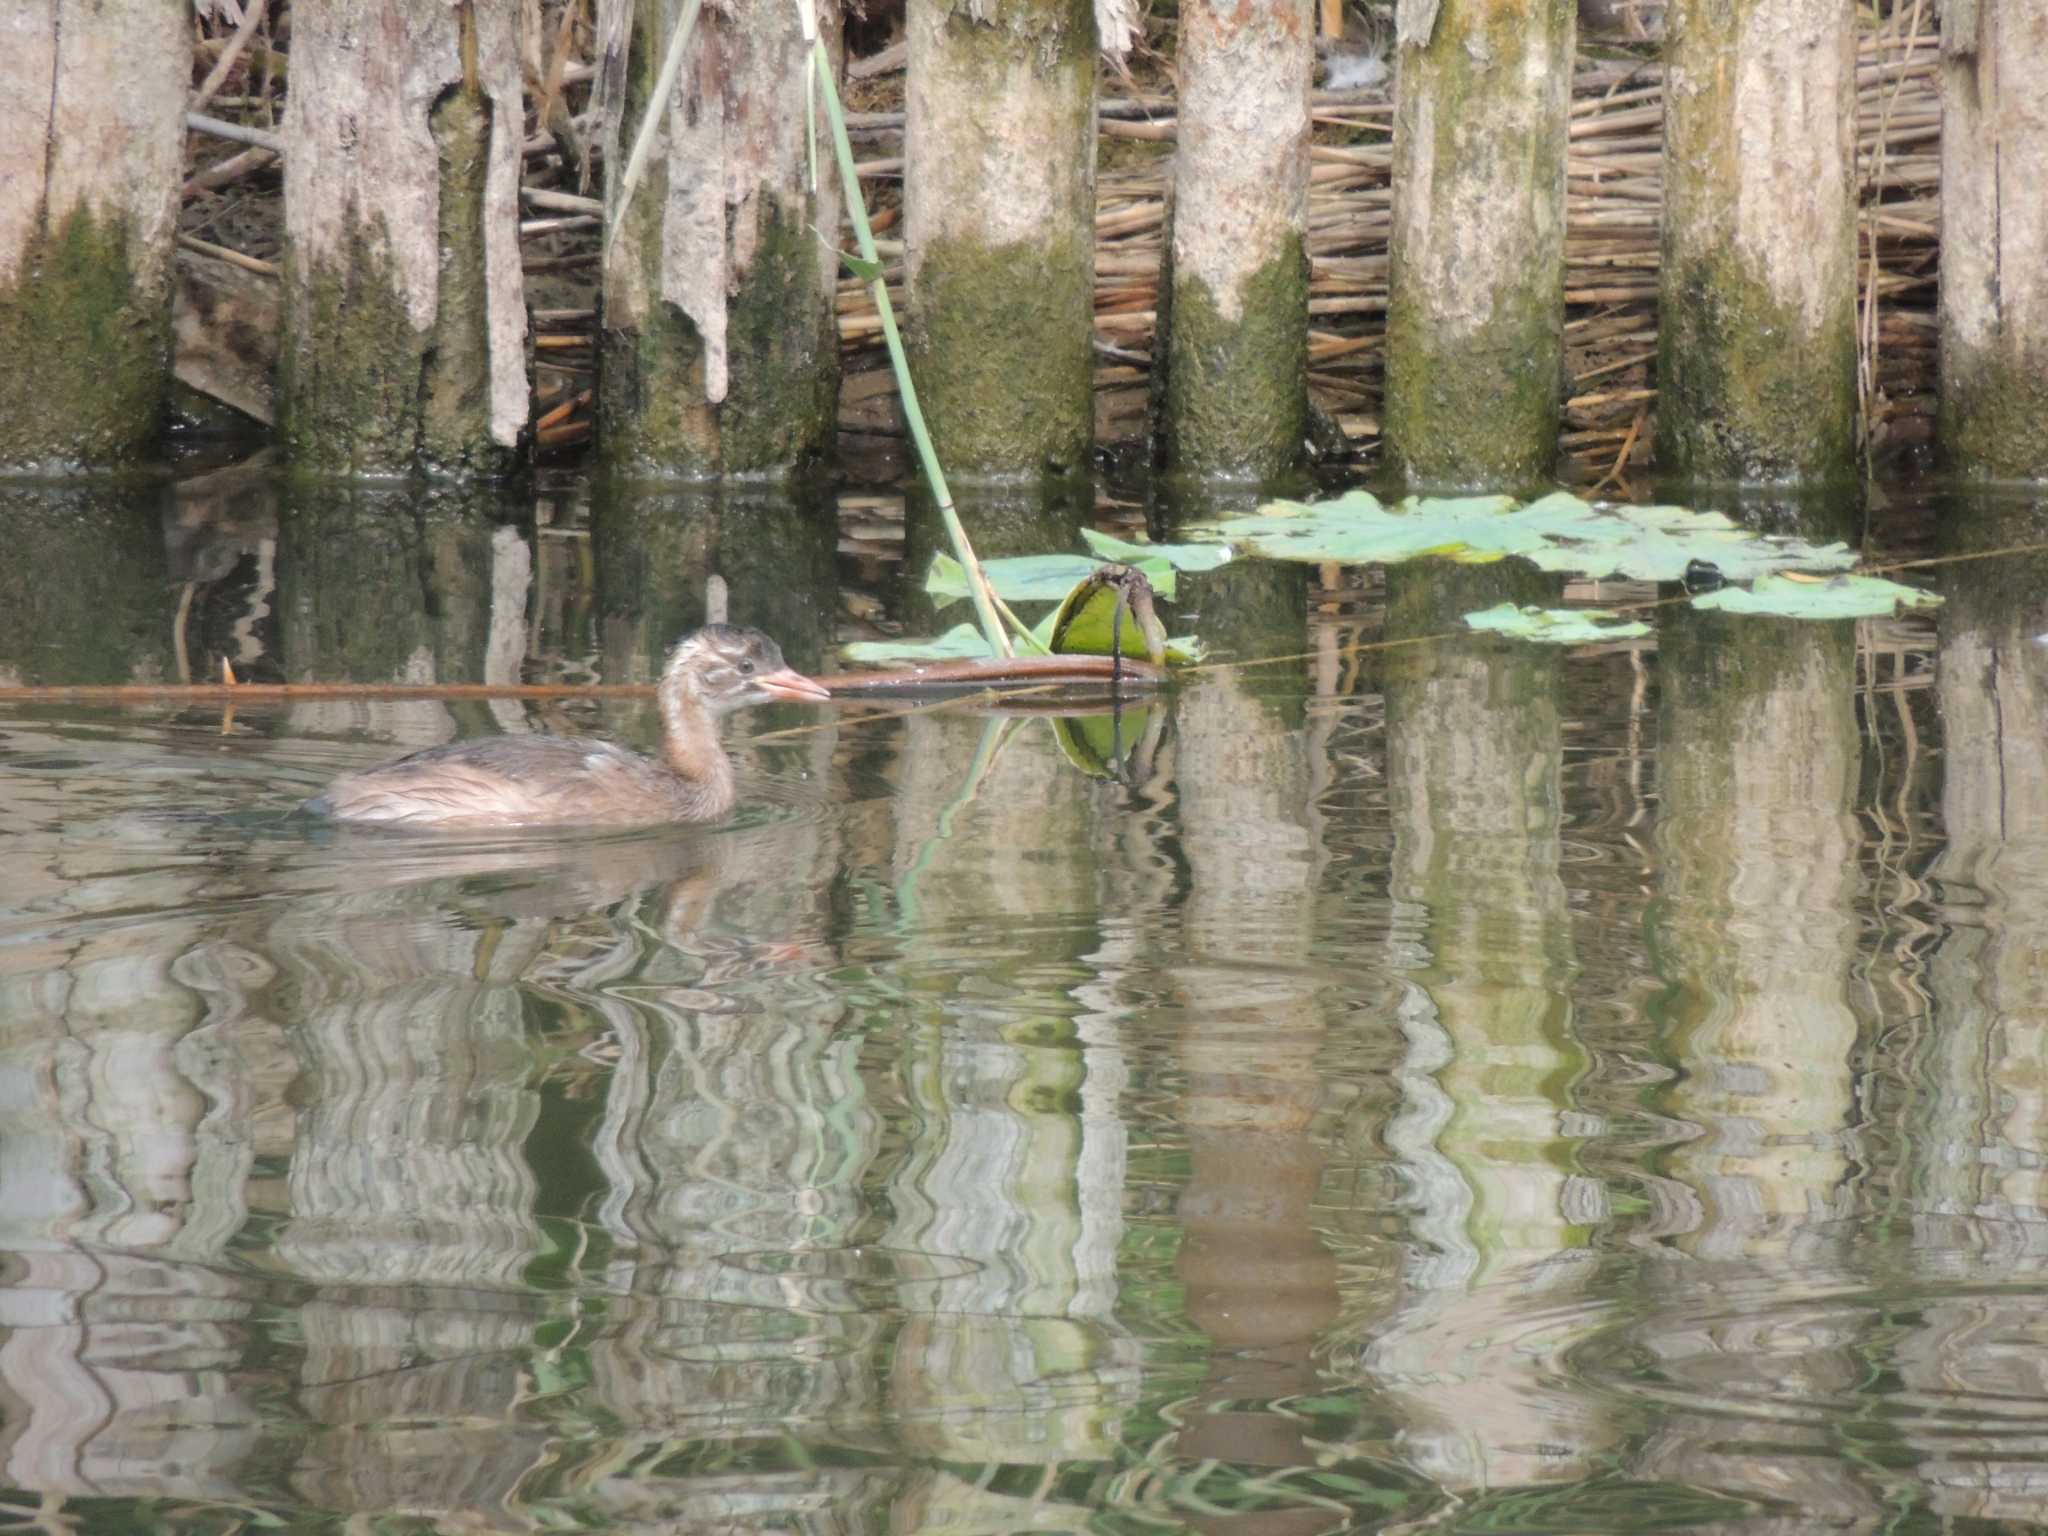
[596,0,834,480]
[280,223,434,476]
[1656,250,1858,482]
[0,207,170,471]
[420,83,515,478]
[596,309,721,479]
[907,230,1095,479]
[1158,236,1309,479]
[1382,0,1572,488]
[1941,350,2048,479]
[1383,269,1564,489]
[718,196,839,475]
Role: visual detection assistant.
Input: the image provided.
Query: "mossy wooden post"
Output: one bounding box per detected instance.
[1937,1,2048,477]
[905,0,1097,481]
[0,0,185,471]
[1383,0,1574,489]
[280,0,528,477]
[595,0,842,478]
[1656,0,1858,482]
[1157,0,1313,480]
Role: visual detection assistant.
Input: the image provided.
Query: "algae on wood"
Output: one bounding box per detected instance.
[1155,0,1314,480]
[280,0,528,477]
[905,0,1098,481]
[0,0,186,471]
[1937,0,2048,477]
[595,0,842,479]
[1656,0,1858,482]
[1383,0,1575,488]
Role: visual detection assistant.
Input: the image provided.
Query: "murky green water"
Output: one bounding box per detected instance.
[1,471,2044,1534]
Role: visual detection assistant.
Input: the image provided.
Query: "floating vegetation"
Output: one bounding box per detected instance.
[1465,603,1652,644]
[855,488,1939,669]
[1692,569,1944,619]
[1192,490,1872,585]
[843,624,1003,665]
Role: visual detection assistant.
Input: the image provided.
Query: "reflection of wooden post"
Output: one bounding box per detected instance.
[1157,0,1312,478]
[1384,0,1574,486]
[1169,550,1342,1474]
[1656,0,1857,480]
[905,0,1097,479]
[1924,501,2048,1226]
[1937,3,2048,476]
[0,487,176,685]
[0,0,186,470]
[1896,525,2048,1536]
[272,909,547,1519]
[596,0,842,477]
[1366,564,1611,1492]
[276,486,499,750]
[281,0,526,475]
[1655,614,1859,1253]
[876,706,1133,1470]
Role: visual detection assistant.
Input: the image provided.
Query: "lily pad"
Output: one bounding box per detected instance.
[926,550,1179,608]
[1464,603,1652,644]
[1081,526,1234,572]
[1691,571,1941,620]
[841,624,996,664]
[1196,490,1863,586]
[842,619,1202,669]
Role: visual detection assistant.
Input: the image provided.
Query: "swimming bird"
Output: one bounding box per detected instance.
[304,625,829,829]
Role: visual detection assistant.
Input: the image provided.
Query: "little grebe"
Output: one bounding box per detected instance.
[304,625,830,829]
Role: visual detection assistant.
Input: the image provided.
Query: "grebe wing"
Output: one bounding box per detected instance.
[307,735,691,828]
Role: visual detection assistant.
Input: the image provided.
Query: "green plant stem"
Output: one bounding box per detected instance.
[810,33,1025,658]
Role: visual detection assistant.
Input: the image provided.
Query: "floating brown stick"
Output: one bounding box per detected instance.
[0,655,1165,708]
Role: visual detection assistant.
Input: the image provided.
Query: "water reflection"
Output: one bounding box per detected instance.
[9,474,2048,1531]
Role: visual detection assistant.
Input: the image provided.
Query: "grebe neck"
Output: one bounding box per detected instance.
[657,671,736,816]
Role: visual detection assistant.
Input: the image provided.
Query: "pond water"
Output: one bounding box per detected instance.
[1,469,2045,1534]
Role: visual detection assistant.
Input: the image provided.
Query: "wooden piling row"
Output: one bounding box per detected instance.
[831,22,1948,479]
[14,4,2034,485]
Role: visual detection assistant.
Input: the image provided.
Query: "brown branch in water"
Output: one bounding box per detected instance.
[0,657,1165,708]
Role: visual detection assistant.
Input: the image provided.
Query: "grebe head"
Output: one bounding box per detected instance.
[663,624,832,715]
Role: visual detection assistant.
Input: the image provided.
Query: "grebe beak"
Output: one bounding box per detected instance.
[759,666,833,704]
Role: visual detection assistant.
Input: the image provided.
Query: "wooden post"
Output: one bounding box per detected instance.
[1656,0,1858,482]
[0,0,186,471]
[596,0,843,479]
[1384,0,1576,488]
[1938,0,2048,477]
[280,0,528,477]
[905,0,1098,482]
[1156,0,1314,480]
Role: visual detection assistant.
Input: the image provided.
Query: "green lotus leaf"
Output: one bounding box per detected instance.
[1081,526,1234,571]
[1195,489,1863,585]
[1690,570,1942,619]
[1463,602,1652,644]
[840,623,995,664]
[925,551,1179,607]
